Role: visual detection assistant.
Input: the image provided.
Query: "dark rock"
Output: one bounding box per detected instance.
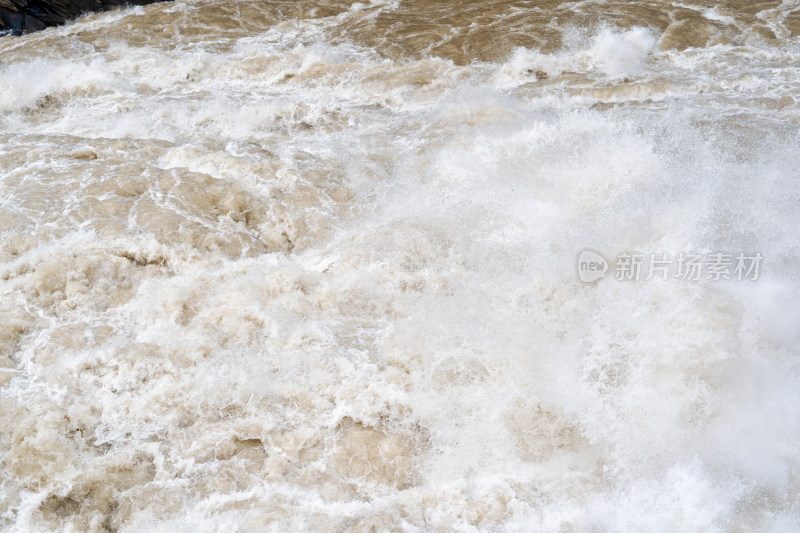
[0,0,166,35]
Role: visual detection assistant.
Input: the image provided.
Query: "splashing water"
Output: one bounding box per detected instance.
[1,0,799,531]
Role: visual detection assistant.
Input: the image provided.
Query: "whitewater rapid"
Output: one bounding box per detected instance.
[1,0,799,531]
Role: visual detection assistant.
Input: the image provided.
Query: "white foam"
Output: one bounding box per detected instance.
[0,2,799,530]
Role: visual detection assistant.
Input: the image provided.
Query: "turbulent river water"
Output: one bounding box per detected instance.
[1,0,800,531]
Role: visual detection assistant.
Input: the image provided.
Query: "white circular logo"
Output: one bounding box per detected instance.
[577,249,608,283]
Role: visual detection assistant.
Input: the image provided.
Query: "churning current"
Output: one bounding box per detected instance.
[1,0,799,531]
